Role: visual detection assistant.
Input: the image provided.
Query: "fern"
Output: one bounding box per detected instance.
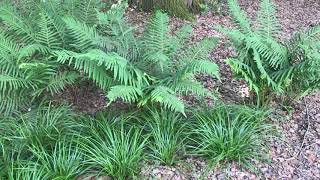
[227,0,252,33]
[107,85,143,104]
[36,11,63,50]
[0,1,220,115]
[63,17,100,50]
[219,0,320,104]
[0,1,85,114]
[256,0,281,39]
[149,86,185,115]
[142,11,173,72]
[0,4,36,43]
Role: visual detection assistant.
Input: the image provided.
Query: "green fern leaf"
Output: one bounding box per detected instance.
[256,0,281,39]
[63,17,100,50]
[149,86,185,115]
[107,85,143,104]
[227,0,252,33]
[0,4,36,43]
[18,44,50,60]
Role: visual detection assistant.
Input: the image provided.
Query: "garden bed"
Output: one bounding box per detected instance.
[0,0,319,179]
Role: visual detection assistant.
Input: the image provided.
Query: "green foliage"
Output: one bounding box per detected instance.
[77,117,146,180]
[189,104,273,169]
[0,104,82,180]
[0,1,81,115]
[142,108,187,166]
[54,6,220,114]
[218,0,320,104]
[28,141,84,180]
[0,0,219,115]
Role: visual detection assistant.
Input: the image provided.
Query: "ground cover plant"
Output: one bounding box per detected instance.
[189,104,273,170]
[141,108,188,166]
[0,0,319,179]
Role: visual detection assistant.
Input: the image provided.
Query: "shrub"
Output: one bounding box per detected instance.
[189,104,273,169]
[78,117,147,179]
[142,108,187,166]
[217,0,320,105]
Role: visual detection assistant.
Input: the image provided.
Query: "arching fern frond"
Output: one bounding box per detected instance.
[227,0,252,33]
[54,50,114,90]
[63,17,100,50]
[185,60,220,78]
[148,86,185,115]
[142,11,173,71]
[107,85,143,104]
[0,4,36,43]
[18,44,50,60]
[180,38,218,63]
[0,75,36,95]
[256,0,281,39]
[36,9,64,49]
[227,58,260,94]
[252,49,282,93]
[41,71,79,96]
[173,80,213,97]
[0,32,20,55]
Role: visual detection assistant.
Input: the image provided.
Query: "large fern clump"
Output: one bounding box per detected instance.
[54,4,220,115]
[0,0,219,115]
[218,0,320,104]
[0,0,89,115]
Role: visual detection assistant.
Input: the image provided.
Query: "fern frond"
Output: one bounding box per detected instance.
[36,9,64,49]
[181,38,218,63]
[18,44,50,60]
[148,86,185,115]
[215,25,246,46]
[142,11,173,71]
[227,0,252,33]
[107,85,143,104]
[0,75,36,95]
[246,36,288,69]
[54,50,114,90]
[173,80,213,97]
[0,91,29,115]
[0,31,20,56]
[55,49,143,89]
[43,71,79,95]
[0,4,36,43]
[0,32,21,76]
[75,0,99,25]
[171,25,193,52]
[227,58,260,93]
[185,60,220,78]
[256,0,281,39]
[252,49,282,93]
[63,17,100,50]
